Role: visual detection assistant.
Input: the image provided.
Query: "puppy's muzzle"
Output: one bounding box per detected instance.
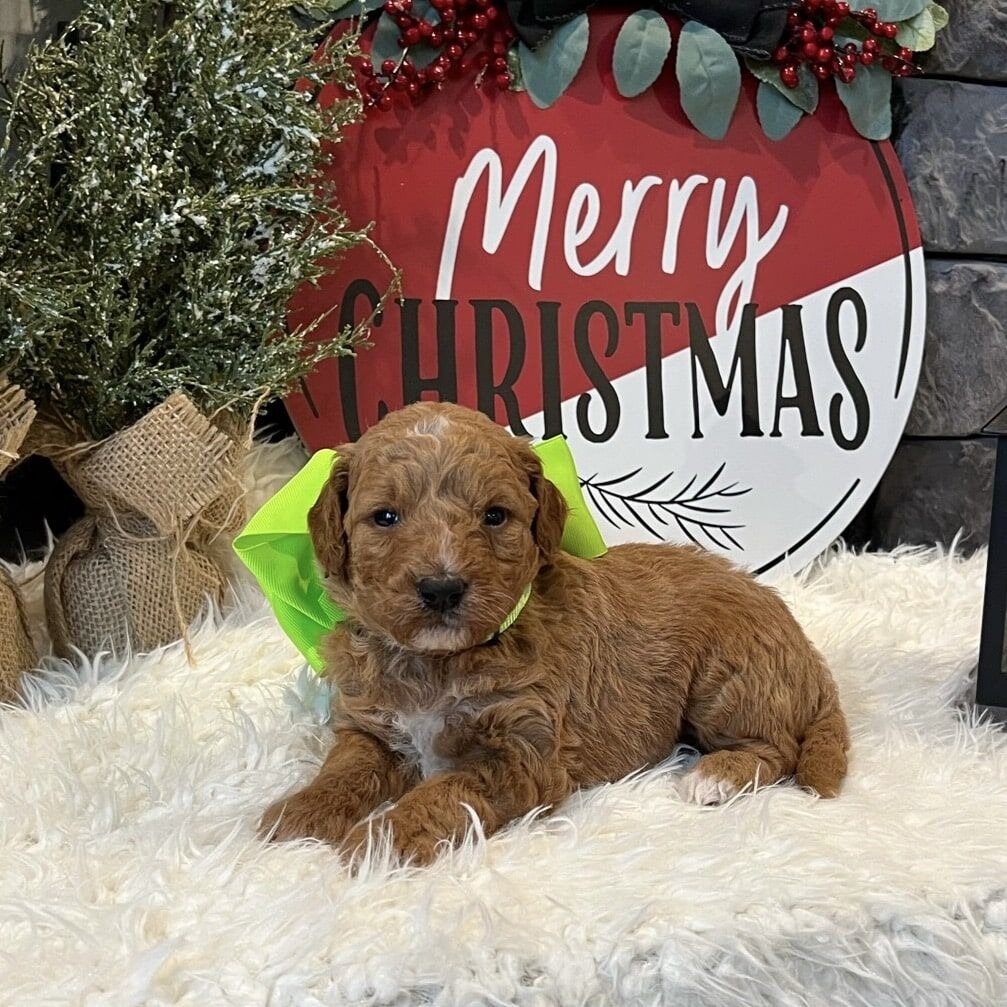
[417,576,468,614]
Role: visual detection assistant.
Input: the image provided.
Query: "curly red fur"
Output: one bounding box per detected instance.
[261,403,849,865]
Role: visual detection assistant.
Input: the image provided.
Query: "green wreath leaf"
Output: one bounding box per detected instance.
[929,3,950,31]
[835,64,893,139]
[895,6,937,49]
[613,10,672,99]
[406,0,442,68]
[871,0,929,20]
[833,33,863,50]
[745,57,819,113]
[757,80,804,140]
[676,22,741,140]
[409,43,442,70]
[412,0,441,23]
[831,18,871,42]
[370,10,439,72]
[370,12,403,71]
[414,0,441,25]
[519,15,590,109]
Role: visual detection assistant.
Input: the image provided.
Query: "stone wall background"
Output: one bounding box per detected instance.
[1,1,1003,557]
[869,1,1007,553]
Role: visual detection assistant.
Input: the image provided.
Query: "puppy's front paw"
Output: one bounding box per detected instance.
[340,805,449,867]
[258,787,356,845]
[677,768,740,806]
[386,808,448,866]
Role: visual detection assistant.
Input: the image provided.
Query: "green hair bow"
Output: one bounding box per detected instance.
[233,436,607,671]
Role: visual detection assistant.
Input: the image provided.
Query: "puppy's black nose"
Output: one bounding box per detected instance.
[417,576,468,613]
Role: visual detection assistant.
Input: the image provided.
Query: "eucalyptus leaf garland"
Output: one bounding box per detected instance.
[757,79,804,141]
[676,21,742,140]
[746,57,819,114]
[613,10,672,99]
[519,14,590,109]
[872,0,929,19]
[300,0,951,142]
[835,63,893,139]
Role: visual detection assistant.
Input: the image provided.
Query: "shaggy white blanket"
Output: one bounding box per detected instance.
[1,441,1006,1007]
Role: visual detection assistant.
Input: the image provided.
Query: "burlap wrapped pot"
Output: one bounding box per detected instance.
[0,379,38,704]
[43,393,244,659]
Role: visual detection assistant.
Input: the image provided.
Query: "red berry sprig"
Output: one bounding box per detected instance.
[774,0,919,90]
[358,0,516,111]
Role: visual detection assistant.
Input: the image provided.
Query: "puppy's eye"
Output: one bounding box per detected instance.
[372,509,399,528]
[483,507,507,527]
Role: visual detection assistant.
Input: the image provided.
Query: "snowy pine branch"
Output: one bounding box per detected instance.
[0,0,377,439]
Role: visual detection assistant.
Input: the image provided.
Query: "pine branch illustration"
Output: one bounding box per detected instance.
[581,463,751,551]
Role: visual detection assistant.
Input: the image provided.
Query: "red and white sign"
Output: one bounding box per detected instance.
[287,11,925,577]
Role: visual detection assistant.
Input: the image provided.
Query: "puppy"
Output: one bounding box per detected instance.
[261,402,848,864]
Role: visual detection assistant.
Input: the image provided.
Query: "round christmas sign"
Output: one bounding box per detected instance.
[287,10,925,577]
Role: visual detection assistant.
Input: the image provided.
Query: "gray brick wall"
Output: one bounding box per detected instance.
[870,4,1007,553]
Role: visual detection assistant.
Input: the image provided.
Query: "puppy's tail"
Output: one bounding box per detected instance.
[796,693,849,799]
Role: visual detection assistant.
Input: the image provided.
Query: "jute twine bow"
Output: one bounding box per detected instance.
[41,392,246,662]
[0,378,37,704]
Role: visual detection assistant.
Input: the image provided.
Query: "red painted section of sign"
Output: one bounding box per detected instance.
[287,10,921,450]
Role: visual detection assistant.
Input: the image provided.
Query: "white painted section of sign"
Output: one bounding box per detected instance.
[516,249,926,578]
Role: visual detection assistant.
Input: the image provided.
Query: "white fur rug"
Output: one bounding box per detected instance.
[2,441,1006,1007]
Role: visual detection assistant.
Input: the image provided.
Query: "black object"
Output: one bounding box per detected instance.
[506,0,790,57]
[257,396,297,442]
[0,456,84,563]
[975,397,1007,721]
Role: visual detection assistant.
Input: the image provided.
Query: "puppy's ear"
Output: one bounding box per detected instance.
[521,446,567,566]
[309,448,353,583]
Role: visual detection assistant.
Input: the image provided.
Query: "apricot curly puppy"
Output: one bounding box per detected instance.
[261,402,849,865]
